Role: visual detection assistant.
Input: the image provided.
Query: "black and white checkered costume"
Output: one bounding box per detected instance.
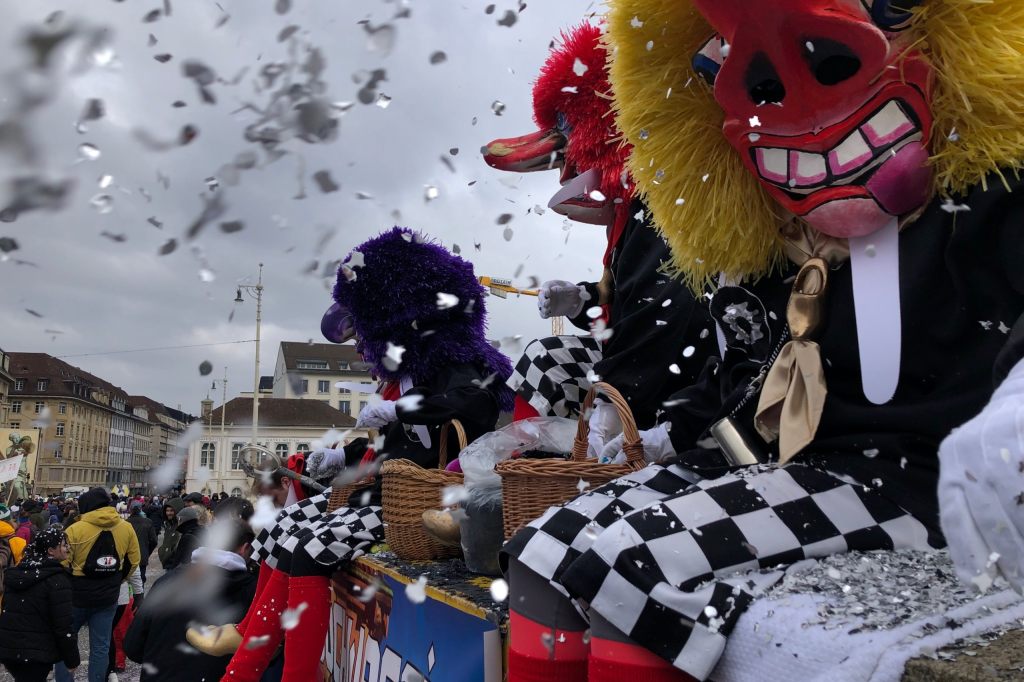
[252,491,384,569]
[503,463,933,680]
[507,335,603,418]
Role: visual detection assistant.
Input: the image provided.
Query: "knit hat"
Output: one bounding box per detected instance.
[78,487,113,515]
[176,505,202,527]
[0,504,11,521]
[30,524,67,554]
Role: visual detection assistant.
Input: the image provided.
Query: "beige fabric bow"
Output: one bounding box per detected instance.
[755,258,829,464]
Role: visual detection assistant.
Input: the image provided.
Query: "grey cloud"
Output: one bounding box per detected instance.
[0,0,605,411]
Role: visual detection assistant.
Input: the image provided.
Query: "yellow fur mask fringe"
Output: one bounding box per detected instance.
[607,0,1024,291]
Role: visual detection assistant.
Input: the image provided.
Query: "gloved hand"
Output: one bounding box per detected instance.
[306,446,347,481]
[131,593,144,613]
[939,358,1024,594]
[599,422,674,465]
[587,400,622,459]
[538,280,590,319]
[355,399,397,429]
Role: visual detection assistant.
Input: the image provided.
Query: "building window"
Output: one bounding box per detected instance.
[338,386,350,394]
[339,401,351,415]
[275,443,289,460]
[317,380,330,394]
[34,401,44,414]
[231,443,244,470]
[37,379,48,391]
[299,379,308,394]
[338,361,349,370]
[10,401,20,414]
[295,443,310,455]
[297,360,329,370]
[200,442,216,469]
[360,401,369,413]
[231,487,243,497]
[56,422,65,437]
[13,379,24,391]
[8,422,18,430]
[58,402,67,414]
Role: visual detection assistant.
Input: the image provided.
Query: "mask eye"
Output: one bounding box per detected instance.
[861,0,922,31]
[555,111,572,138]
[692,35,726,86]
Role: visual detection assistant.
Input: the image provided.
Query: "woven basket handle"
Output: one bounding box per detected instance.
[437,419,468,469]
[573,382,645,470]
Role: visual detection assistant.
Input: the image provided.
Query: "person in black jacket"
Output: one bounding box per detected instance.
[126,503,158,585]
[195,227,512,682]
[160,505,202,571]
[124,519,257,682]
[0,526,80,681]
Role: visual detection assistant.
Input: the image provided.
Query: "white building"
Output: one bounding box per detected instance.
[271,342,375,418]
[185,396,363,496]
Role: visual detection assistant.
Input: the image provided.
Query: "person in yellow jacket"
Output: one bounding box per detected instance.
[0,504,27,568]
[56,487,141,682]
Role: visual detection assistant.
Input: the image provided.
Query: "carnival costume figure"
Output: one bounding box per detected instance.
[503,1,1024,680]
[197,227,512,682]
[484,23,717,460]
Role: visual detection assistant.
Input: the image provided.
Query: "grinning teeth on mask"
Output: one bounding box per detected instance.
[751,100,920,194]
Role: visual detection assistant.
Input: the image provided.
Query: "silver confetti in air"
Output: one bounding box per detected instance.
[77,143,101,160]
[491,100,506,116]
[89,193,113,214]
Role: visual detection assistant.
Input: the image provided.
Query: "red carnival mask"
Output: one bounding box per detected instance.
[692,0,933,238]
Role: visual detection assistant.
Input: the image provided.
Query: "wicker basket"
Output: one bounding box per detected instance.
[327,479,376,513]
[380,420,467,561]
[496,382,645,539]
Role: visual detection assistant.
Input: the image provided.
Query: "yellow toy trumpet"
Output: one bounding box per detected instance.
[478,276,539,298]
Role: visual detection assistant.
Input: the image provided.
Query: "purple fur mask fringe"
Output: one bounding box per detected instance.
[330,227,514,410]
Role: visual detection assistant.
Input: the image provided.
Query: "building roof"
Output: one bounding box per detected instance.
[9,353,189,424]
[9,352,130,405]
[278,341,370,374]
[206,397,357,428]
[129,395,195,426]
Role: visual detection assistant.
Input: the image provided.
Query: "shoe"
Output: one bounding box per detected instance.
[186,623,243,656]
[421,509,462,547]
[107,674,119,682]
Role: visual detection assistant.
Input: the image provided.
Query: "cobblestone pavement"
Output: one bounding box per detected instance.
[0,548,164,682]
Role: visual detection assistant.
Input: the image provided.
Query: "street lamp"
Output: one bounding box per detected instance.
[234,264,264,455]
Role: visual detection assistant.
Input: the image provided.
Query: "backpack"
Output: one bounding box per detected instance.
[83,530,122,578]
[158,529,181,567]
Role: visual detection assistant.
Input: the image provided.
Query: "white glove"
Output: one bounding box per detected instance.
[306,447,347,480]
[538,280,590,319]
[355,400,397,429]
[939,357,1024,594]
[587,400,622,458]
[599,422,674,465]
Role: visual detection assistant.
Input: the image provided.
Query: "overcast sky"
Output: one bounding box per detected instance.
[0,0,603,413]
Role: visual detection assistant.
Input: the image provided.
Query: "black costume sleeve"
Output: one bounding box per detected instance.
[589,202,718,428]
[395,364,501,429]
[342,437,370,467]
[993,180,1024,384]
[51,574,81,669]
[566,281,602,331]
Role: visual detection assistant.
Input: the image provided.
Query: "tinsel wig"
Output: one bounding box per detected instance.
[533,22,633,207]
[606,0,1024,290]
[330,227,514,409]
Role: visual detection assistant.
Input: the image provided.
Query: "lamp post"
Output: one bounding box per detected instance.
[235,264,264,452]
